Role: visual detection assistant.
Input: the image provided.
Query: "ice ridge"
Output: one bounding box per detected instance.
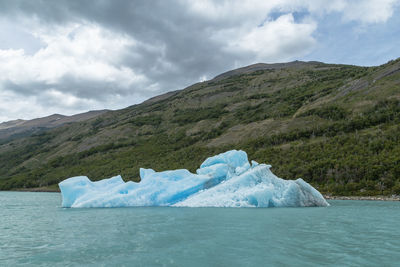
[59,150,329,208]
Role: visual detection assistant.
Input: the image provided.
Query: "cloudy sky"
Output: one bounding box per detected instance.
[0,0,399,122]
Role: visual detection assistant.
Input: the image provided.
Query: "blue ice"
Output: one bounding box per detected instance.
[59,150,329,208]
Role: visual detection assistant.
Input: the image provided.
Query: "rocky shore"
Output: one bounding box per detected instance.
[14,186,60,192]
[324,195,400,201]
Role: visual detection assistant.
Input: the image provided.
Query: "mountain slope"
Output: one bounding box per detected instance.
[0,110,108,141]
[1,59,400,195]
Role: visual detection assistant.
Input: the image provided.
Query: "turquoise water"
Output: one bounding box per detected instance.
[1,192,399,266]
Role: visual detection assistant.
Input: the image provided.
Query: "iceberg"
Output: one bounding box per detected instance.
[59,150,329,208]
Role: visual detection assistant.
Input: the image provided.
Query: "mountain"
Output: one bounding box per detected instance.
[213,61,323,81]
[1,58,400,196]
[0,110,108,141]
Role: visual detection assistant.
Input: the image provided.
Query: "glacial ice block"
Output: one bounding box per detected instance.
[175,164,328,207]
[59,170,212,208]
[59,149,329,208]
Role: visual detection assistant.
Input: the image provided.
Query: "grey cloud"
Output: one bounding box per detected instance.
[0,0,237,90]
[4,75,152,101]
[56,75,157,100]
[3,80,53,96]
[1,0,243,70]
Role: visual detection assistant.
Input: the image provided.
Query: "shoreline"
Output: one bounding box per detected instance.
[11,187,60,193]
[324,195,400,201]
[3,189,400,201]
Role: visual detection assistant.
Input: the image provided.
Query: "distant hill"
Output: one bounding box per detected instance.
[213,61,322,80]
[1,58,400,196]
[0,110,108,140]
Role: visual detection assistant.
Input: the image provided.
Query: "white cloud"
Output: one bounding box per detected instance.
[182,0,397,64]
[0,23,145,88]
[186,0,399,24]
[340,0,398,23]
[0,23,152,120]
[0,84,147,122]
[0,89,88,122]
[186,2,318,65]
[186,0,277,23]
[288,0,399,24]
[226,14,316,62]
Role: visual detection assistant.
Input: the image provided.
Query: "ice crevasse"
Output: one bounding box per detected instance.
[59,150,329,208]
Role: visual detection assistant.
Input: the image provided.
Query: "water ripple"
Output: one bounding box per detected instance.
[1,192,400,266]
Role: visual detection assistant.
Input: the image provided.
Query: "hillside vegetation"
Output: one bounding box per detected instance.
[1,59,400,196]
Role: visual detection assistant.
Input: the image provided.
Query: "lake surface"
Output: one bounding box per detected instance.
[1,192,399,266]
